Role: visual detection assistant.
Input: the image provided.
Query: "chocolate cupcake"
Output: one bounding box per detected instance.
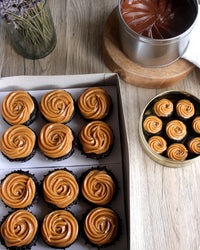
[38,123,75,160]
[1,90,38,126]
[0,210,38,249]
[78,87,111,120]
[41,210,78,248]
[153,98,173,117]
[166,120,187,141]
[143,115,162,135]
[84,207,118,247]
[148,136,167,154]
[188,137,200,154]
[81,169,116,205]
[192,116,200,134]
[0,171,36,209]
[79,121,114,159]
[167,143,188,161]
[40,90,75,123]
[176,99,195,120]
[42,169,79,208]
[0,125,36,162]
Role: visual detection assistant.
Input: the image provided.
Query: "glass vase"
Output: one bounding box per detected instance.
[4,0,56,59]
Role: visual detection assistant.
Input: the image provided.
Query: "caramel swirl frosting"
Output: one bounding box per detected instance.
[43,170,79,208]
[82,170,115,205]
[192,116,200,134]
[1,210,38,247]
[154,99,173,117]
[166,120,186,141]
[78,87,111,120]
[40,90,74,123]
[0,125,36,160]
[79,121,113,154]
[176,99,195,119]
[1,90,34,125]
[38,123,74,159]
[188,137,200,154]
[167,143,188,161]
[0,173,36,209]
[148,136,167,154]
[143,116,162,134]
[84,207,118,246]
[41,210,78,247]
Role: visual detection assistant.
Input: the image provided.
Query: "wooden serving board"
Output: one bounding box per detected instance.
[102,8,195,89]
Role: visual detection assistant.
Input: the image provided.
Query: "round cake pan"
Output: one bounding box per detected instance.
[139,90,200,167]
[118,0,198,67]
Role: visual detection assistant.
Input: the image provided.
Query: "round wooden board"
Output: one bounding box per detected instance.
[102,8,195,89]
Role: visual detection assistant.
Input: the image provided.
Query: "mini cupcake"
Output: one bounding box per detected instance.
[192,116,200,134]
[0,171,37,209]
[0,210,38,249]
[188,137,200,154]
[40,90,75,123]
[0,125,36,162]
[79,121,114,159]
[176,99,195,120]
[38,123,75,160]
[41,210,78,248]
[153,98,173,117]
[1,90,38,126]
[167,143,188,161]
[143,115,162,135]
[42,169,79,208]
[78,87,111,120]
[81,169,116,205]
[166,120,187,141]
[148,136,167,154]
[84,207,118,247]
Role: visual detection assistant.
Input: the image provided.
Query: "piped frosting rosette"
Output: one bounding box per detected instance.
[1,210,38,248]
[0,173,36,209]
[84,207,118,246]
[0,125,36,160]
[192,116,200,134]
[78,87,111,120]
[1,90,35,125]
[188,137,200,154]
[79,121,114,156]
[166,120,187,141]
[154,99,173,117]
[176,99,195,119]
[143,116,162,134]
[81,169,115,205]
[41,210,78,248]
[43,170,79,208]
[38,123,74,159]
[40,90,74,123]
[167,143,188,161]
[148,136,167,154]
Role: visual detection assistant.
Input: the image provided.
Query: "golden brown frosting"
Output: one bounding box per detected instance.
[143,116,162,134]
[40,90,74,123]
[1,210,38,247]
[0,173,36,209]
[78,87,111,120]
[43,170,79,208]
[166,120,186,141]
[176,99,195,119]
[84,207,118,246]
[188,137,200,154]
[154,99,173,117]
[148,136,167,154]
[1,90,34,125]
[0,125,36,159]
[41,210,78,248]
[192,116,200,134]
[167,143,188,161]
[38,123,74,158]
[82,170,115,205]
[79,121,113,154]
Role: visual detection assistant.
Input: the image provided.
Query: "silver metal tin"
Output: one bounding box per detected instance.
[118,0,199,67]
[139,91,200,167]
